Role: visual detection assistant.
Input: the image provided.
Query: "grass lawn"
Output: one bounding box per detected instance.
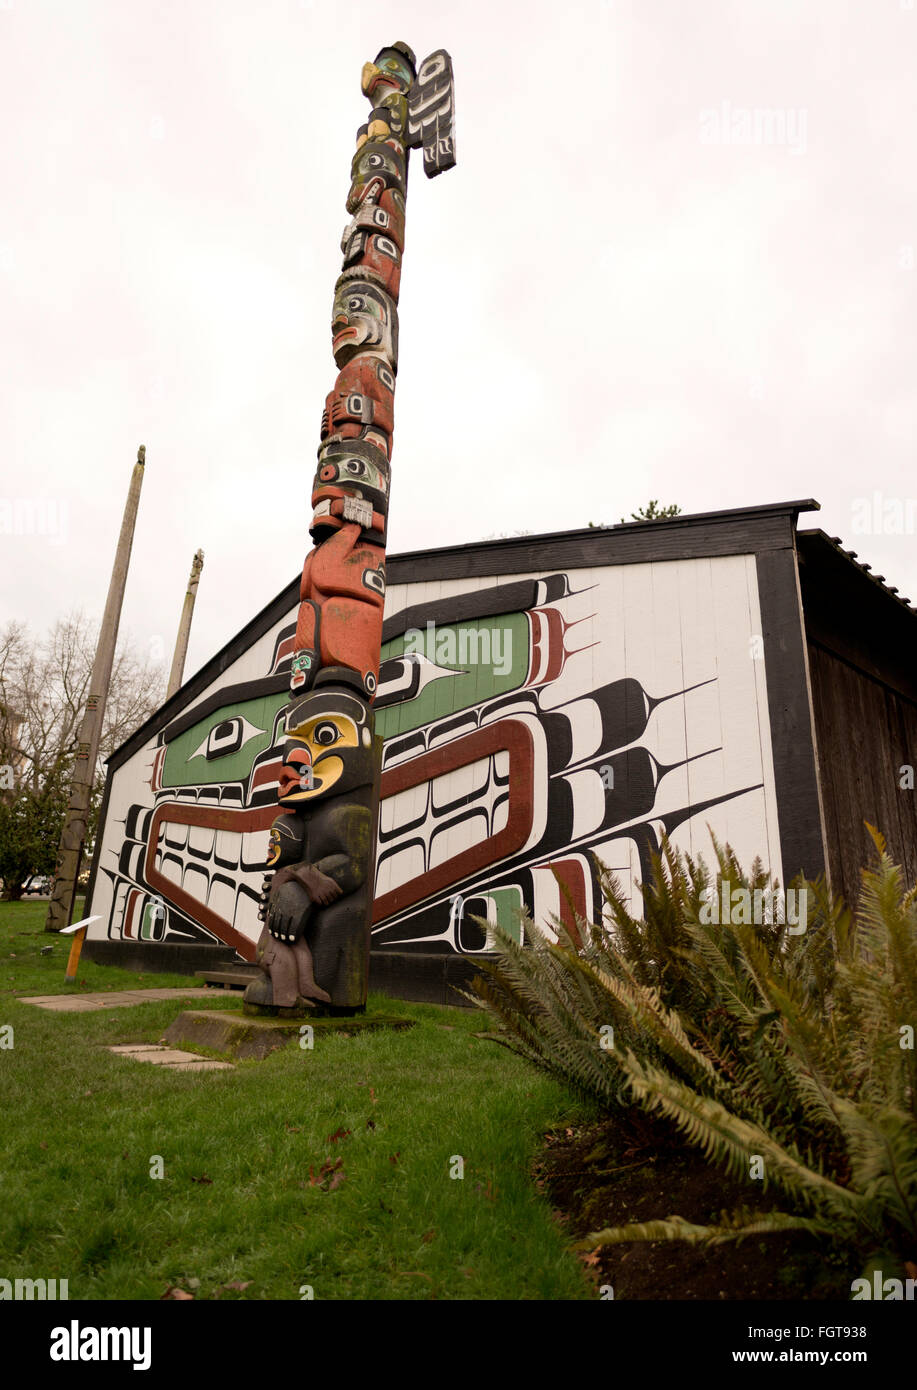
[0,897,204,995]
[0,900,593,1301]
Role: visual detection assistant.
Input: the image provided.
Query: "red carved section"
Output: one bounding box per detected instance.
[296,524,386,686]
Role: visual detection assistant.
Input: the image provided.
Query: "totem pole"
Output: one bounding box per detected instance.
[243,42,456,1015]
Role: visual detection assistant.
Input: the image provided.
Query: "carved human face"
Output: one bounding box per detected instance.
[266,812,304,868]
[331,279,398,369]
[289,649,314,692]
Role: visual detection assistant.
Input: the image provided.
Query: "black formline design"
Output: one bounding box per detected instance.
[83,503,821,969]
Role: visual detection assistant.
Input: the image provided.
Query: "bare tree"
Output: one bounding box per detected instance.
[0,621,31,794]
[0,613,166,897]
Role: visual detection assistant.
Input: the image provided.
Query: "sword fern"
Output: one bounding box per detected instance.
[464,826,917,1276]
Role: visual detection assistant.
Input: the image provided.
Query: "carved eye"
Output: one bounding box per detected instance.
[348,296,364,311]
[367,153,384,168]
[418,54,446,83]
[191,715,263,761]
[345,458,363,475]
[313,722,339,747]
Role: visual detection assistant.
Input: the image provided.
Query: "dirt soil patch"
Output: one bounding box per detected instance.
[536,1110,853,1300]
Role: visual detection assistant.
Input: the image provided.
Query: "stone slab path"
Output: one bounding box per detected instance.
[18,988,212,1013]
[107,1044,232,1072]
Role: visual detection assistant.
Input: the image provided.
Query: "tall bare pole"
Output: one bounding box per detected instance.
[46,446,147,932]
[166,548,204,698]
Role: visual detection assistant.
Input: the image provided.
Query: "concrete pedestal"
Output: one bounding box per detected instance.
[162,1009,414,1061]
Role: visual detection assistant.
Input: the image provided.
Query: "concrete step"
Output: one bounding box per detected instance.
[108,1043,233,1071]
[196,969,261,990]
[164,1008,415,1060]
[21,987,210,1012]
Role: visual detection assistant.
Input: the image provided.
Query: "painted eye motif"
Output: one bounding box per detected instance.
[348,296,364,311]
[363,566,385,595]
[191,715,264,761]
[313,721,339,747]
[345,458,364,475]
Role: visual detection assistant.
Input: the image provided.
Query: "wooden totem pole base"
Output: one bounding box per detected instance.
[241,999,364,1019]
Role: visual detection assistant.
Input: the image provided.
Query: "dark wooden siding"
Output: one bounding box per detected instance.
[799,530,917,909]
[807,643,917,907]
[756,548,827,883]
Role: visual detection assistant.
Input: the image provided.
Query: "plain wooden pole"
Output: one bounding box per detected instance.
[166,548,204,699]
[46,446,147,933]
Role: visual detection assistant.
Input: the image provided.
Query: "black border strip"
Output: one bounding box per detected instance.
[756,546,827,882]
[385,503,817,586]
[382,577,539,643]
[161,675,291,744]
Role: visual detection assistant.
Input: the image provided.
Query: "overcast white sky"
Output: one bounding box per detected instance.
[2,0,915,685]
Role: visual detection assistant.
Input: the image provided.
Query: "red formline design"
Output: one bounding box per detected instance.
[373,719,535,921]
[144,802,279,961]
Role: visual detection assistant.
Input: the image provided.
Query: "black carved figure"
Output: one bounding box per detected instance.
[243,689,376,1013]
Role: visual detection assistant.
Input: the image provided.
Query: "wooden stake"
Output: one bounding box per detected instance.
[65,927,86,981]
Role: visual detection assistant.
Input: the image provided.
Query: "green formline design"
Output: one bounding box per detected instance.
[377,614,529,739]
